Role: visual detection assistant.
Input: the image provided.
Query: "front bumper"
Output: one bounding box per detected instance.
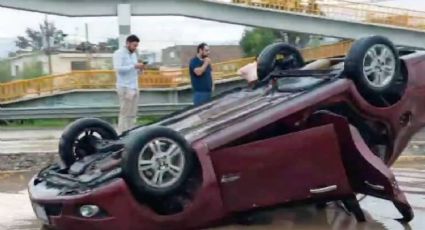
[29,177,152,230]
[29,175,225,230]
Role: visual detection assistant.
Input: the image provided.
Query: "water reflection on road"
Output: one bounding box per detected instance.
[1,163,424,230]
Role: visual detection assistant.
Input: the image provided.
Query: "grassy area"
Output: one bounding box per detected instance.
[0,116,160,129]
[137,116,160,125]
[1,119,71,129]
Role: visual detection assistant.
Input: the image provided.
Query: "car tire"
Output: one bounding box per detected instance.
[257,43,305,81]
[344,36,400,96]
[121,126,194,197]
[59,118,118,168]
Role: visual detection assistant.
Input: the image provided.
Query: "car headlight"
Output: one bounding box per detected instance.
[79,205,100,218]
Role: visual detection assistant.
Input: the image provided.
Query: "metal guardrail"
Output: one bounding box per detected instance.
[0,103,192,120]
[228,0,425,30]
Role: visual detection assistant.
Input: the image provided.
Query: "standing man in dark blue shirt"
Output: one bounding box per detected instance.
[189,43,213,106]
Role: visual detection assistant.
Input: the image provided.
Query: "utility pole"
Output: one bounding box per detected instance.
[44,15,53,75]
[85,23,92,70]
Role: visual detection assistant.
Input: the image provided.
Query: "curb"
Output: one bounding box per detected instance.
[0,169,34,174]
[396,155,425,162]
[0,151,57,156]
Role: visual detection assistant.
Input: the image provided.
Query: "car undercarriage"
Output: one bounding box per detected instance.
[28,36,425,229]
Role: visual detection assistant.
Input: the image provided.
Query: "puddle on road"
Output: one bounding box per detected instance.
[0,190,41,230]
[214,197,425,230]
[0,171,36,193]
[1,166,425,230]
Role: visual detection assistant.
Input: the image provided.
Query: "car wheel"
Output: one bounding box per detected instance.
[257,43,305,81]
[344,36,400,96]
[59,118,118,168]
[121,126,194,197]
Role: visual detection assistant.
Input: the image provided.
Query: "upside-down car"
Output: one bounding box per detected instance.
[29,36,425,229]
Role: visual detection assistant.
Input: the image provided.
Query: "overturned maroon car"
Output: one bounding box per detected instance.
[29,36,425,229]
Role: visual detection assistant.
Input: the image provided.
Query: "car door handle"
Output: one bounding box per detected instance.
[310,185,338,194]
[364,180,385,191]
[221,174,241,183]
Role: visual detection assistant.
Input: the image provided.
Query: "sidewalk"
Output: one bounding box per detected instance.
[0,129,63,171]
[0,129,62,155]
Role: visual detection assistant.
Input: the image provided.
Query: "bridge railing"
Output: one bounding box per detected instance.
[0,41,352,103]
[301,40,352,61]
[229,0,425,30]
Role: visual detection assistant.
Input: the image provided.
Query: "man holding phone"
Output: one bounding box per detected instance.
[189,43,214,106]
[113,34,144,133]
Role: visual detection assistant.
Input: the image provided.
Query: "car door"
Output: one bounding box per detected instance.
[347,128,413,221]
[309,112,414,222]
[210,124,354,212]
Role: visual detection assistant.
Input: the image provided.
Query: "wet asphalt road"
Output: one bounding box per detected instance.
[0,161,424,230]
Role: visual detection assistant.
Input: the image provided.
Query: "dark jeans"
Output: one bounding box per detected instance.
[193,91,212,106]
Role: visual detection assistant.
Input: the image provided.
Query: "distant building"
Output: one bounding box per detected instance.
[8,51,113,77]
[161,45,243,68]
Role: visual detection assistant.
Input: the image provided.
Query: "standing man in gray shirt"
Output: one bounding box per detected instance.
[113,35,144,133]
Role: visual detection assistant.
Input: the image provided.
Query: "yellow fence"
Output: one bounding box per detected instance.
[0,41,352,103]
[229,0,425,30]
[0,57,255,103]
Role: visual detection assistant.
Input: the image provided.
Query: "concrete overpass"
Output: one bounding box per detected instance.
[0,0,425,48]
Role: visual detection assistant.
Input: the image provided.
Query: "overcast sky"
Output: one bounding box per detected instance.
[0,8,246,53]
[0,0,424,54]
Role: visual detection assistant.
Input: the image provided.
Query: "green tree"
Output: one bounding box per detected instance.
[106,38,119,51]
[76,38,119,53]
[239,28,315,57]
[15,19,66,51]
[239,28,279,57]
[19,61,44,80]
